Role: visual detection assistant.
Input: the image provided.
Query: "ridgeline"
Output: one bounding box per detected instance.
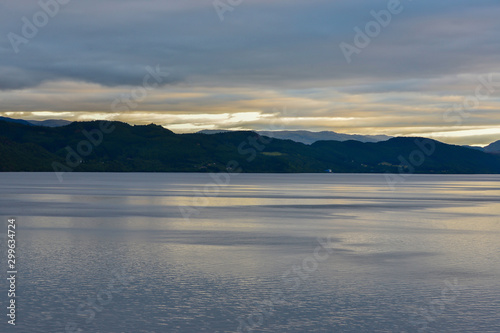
[1,120,500,174]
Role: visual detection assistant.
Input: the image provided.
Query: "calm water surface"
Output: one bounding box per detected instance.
[0,173,499,332]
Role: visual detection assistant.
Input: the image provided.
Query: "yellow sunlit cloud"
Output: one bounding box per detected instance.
[2,78,500,146]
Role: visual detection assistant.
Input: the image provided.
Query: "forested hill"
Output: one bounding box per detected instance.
[1,120,500,174]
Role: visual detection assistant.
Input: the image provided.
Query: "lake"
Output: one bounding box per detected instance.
[0,172,499,332]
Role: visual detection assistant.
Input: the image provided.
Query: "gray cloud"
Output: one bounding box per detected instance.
[1,0,498,90]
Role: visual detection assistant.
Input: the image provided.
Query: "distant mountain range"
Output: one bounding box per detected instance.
[199,130,392,144]
[463,141,500,154]
[1,119,500,174]
[484,140,500,154]
[200,129,500,154]
[0,116,72,128]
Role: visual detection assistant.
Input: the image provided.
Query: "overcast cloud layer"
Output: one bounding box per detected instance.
[1,0,500,145]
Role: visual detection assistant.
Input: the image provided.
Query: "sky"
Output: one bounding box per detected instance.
[1,0,500,146]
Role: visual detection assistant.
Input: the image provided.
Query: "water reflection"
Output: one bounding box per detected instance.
[0,173,499,332]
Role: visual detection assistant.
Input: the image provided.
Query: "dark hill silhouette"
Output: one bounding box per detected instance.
[1,120,500,173]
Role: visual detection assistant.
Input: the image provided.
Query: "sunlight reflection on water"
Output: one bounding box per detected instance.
[0,173,499,332]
